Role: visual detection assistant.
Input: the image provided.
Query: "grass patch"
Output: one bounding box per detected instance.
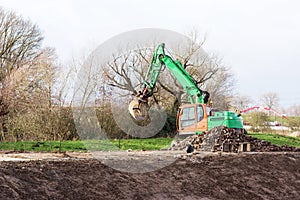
[2,134,298,152]
[0,140,87,152]
[111,138,173,151]
[0,138,174,152]
[248,133,300,148]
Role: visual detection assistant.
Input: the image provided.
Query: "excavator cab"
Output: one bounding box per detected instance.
[177,104,210,136]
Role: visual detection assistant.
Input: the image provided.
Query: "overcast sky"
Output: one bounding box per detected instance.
[1,0,300,108]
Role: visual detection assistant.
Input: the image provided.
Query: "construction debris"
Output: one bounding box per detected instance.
[170,126,300,153]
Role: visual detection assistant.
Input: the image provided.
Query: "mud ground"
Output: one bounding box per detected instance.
[0,151,300,200]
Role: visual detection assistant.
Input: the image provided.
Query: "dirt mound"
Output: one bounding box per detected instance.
[170,126,300,152]
[0,153,300,199]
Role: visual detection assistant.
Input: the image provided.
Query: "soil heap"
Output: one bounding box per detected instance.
[170,126,300,153]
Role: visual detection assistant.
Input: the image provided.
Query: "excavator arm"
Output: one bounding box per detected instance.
[128,43,209,120]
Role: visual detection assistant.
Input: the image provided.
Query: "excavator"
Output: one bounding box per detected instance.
[128,43,243,136]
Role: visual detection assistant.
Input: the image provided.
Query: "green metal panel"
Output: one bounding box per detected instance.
[161,55,203,104]
[208,111,243,130]
[143,44,165,96]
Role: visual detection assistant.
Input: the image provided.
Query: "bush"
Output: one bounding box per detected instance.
[287,118,300,131]
[3,106,77,142]
[247,112,270,132]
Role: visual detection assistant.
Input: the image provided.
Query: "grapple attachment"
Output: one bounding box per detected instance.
[128,97,149,121]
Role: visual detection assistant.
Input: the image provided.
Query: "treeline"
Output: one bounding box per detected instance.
[95,102,177,139]
[243,112,300,132]
[0,7,178,141]
[0,8,76,142]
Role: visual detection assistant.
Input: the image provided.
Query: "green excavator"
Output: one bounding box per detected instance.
[128,43,243,136]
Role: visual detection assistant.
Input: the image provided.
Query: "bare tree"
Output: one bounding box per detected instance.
[260,92,279,109]
[260,92,279,117]
[288,104,300,116]
[234,95,253,110]
[3,48,56,141]
[0,7,79,143]
[0,8,43,80]
[103,51,146,95]
[2,47,77,142]
[0,7,43,119]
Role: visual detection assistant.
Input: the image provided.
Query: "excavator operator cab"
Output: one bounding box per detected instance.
[177,104,209,136]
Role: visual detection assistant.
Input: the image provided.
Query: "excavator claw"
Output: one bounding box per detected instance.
[128,97,149,121]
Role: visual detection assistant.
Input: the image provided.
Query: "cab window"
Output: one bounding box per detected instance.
[206,106,211,116]
[197,105,204,122]
[181,107,195,127]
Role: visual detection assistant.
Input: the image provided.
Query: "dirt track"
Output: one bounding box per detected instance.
[0,152,300,200]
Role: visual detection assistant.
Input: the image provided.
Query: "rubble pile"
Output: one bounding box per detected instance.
[170,126,300,153]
